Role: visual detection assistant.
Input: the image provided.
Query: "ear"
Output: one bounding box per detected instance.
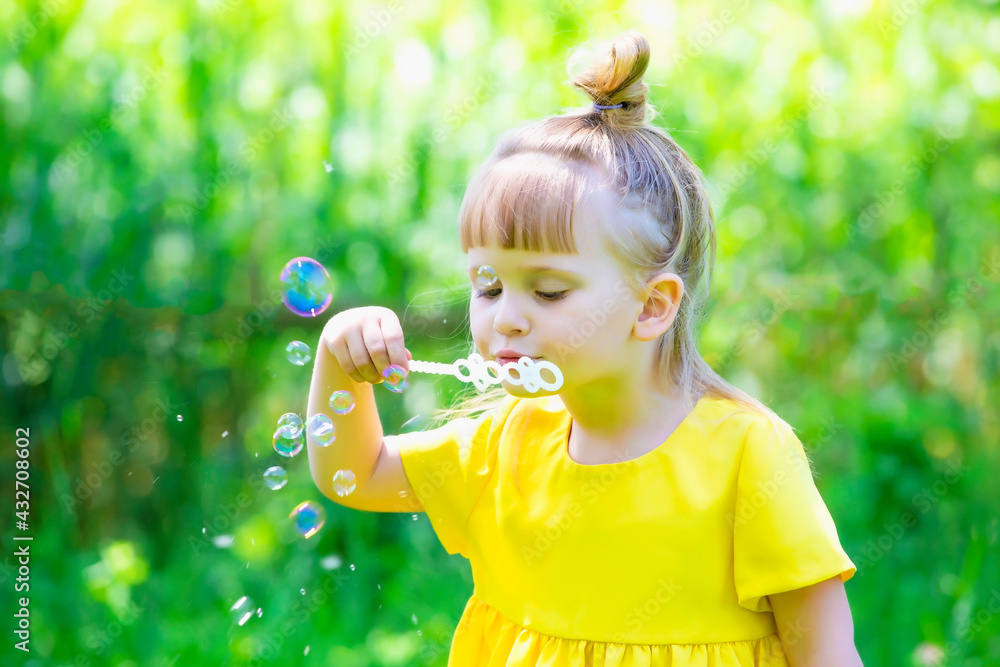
[633,273,684,342]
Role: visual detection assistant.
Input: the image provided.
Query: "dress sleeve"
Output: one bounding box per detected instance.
[732,415,857,613]
[393,396,518,558]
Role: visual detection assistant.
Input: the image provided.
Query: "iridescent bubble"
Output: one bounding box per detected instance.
[381,364,409,393]
[400,414,431,433]
[332,469,356,497]
[286,341,312,366]
[290,501,326,538]
[307,413,336,447]
[328,390,355,415]
[230,595,259,626]
[263,466,288,490]
[279,257,334,317]
[474,265,499,289]
[273,425,305,457]
[276,412,303,438]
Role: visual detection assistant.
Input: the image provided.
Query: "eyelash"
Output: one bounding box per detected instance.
[474,288,568,301]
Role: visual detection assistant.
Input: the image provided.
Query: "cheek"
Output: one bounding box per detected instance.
[469,308,488,340]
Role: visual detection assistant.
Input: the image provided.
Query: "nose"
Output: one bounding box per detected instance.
[492,292,530,335]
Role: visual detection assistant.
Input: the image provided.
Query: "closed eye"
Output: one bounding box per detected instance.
[474,288,568,301]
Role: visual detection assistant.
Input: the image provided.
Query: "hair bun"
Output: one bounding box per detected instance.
[568,30,650,120]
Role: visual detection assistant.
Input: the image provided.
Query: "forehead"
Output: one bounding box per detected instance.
[467,196,617,271]
[466,250,578,279]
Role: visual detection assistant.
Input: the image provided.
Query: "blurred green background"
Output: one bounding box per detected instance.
[2,0,999,664]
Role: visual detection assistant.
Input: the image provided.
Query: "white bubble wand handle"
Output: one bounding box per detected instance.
[408,353,563,393]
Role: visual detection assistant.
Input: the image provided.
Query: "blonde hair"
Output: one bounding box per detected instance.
[425,30,784,436]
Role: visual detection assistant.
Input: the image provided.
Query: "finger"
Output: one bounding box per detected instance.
[344,327,381,384]
[361,322,393,383]
[379,317,409,373]
[326,335,363,383]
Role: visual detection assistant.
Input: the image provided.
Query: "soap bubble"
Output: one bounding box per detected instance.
[290,501,326,538]
[230,595,259,626]
[381,364,409,393]
[263,466,288,490]
[474,265,499,289]
[307,413,336,447]
[279,257,334,317]
[276,412,303,438]
[332,470,356,497]
[328,390,355,415]
[273,425,305,457]
[286,341,312,365]
[400,414,431,433]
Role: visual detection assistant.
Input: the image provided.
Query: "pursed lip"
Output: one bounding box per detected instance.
[492,349,540,363]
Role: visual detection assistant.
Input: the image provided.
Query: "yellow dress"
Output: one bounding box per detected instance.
[396,394,856,666]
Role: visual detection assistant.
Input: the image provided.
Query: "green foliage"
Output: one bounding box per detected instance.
[2,0,999,665]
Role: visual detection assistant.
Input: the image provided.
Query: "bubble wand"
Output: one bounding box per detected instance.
[384,354,563,393]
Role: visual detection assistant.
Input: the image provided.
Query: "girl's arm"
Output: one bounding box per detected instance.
[306,308,420,513]
[769,575,864,666]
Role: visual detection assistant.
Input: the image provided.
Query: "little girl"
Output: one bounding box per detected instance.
[308,30,862,667]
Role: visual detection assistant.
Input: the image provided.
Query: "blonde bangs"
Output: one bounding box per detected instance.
[459,154,600,254]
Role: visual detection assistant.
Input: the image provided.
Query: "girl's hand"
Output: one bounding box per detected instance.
[321,307,412,385]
